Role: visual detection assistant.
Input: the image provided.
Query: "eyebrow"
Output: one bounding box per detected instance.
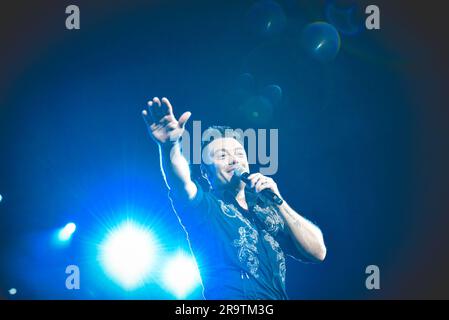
[212,147,245,155]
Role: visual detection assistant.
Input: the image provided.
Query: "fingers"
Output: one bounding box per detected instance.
[161,97,174,115]
[247,173,263,189]
[145,100,158,122]
[152,97,161,107]
[142,109,151,127]
[142,96,190,129]
[178,111,192,129]
[147,97,163,120]
[142,109,161,135]
[255,177,274,193]
[247,173,276,193]
[146,97,174,121]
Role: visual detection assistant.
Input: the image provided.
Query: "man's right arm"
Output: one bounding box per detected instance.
[142,97,197,201]
[158,142,197,200]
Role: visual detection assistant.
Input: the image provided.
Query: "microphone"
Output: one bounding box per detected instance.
[234,166,284,206]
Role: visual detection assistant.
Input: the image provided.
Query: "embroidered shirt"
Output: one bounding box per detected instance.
[170,182,300,300]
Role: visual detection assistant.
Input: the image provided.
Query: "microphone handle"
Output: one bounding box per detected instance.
[240,173,284,205]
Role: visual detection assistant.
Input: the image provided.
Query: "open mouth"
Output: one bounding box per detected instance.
[226,166,239,174]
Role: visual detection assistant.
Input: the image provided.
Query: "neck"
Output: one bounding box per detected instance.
[234,187,248,211]
[235,187,246,201]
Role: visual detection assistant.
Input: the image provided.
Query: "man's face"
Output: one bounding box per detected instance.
[203,137,249,189]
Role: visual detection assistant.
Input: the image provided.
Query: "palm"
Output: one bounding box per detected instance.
[150,118,183,144]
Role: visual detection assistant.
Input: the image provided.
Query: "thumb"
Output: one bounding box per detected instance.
[178,111,192,129]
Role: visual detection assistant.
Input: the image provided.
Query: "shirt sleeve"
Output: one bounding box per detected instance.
[168,181,213,230]
[274,227,311,263]
[253,204,314,263]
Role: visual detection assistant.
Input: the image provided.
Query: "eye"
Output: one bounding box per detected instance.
[216,152,226,159]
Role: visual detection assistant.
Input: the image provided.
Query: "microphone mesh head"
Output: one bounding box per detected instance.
[233,165,249,177]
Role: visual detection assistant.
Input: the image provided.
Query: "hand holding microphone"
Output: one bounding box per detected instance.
[234,165,284,206]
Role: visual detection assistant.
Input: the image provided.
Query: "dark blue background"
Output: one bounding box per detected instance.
[1,0,448,299]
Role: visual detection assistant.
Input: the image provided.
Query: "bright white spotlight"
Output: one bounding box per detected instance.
[0,194,3,203]
[8,288,17,295]
[58,222,77,241]
[163,251,201,299]
[98,220,157,290]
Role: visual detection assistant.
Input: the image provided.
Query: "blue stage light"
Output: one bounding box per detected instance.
[98,220,157,290]
[162,251,201,299]
[57,222,77,241]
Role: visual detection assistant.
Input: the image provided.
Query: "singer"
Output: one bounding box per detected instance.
[142,97,326,300]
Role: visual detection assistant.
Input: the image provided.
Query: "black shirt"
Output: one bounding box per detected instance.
[169,182,300,300]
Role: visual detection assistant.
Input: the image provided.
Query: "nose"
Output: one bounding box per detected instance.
[228,156,237,166]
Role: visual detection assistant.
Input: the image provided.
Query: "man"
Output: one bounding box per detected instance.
[142,97,326,299]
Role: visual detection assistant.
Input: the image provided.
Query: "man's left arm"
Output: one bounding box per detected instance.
[248,173,327,263]
[276,200,327,262]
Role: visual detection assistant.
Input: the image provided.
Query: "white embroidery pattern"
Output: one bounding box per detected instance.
[233,226,260,278]
[263,231,286,285]
[218,200,260,279]
[218,199,238,218]
[253,205,285,235]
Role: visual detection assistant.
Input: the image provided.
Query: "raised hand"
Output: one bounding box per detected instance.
[142,97,191,145]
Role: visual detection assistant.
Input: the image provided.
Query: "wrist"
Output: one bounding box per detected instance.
[159,139,180,150]
[159,140,181,157]
[276,199,288,211]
